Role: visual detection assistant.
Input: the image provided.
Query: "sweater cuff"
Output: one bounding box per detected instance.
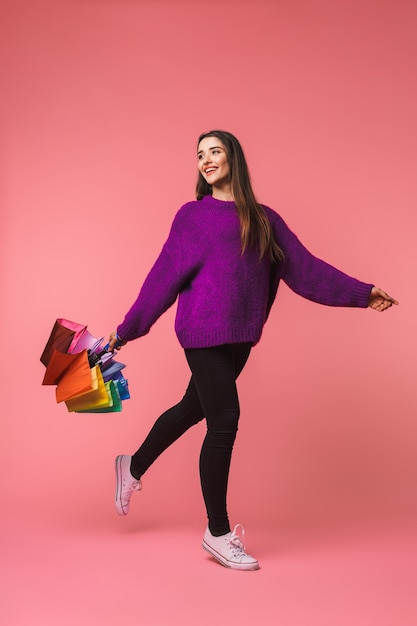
[354,282,374,308]
[116,327,129,343]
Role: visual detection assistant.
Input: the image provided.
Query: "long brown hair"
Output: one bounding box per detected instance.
[196,130,284,262]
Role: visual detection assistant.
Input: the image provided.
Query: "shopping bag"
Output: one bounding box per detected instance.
[68,328,104,355]
[40,321,76,367]
[40,318,100,365]
[41,318,131,413]
[76,380,123,413]
[42,348,96,403]
[55,319,88,353]
[101,358,126,382]
[112,371,130,400]
[65,366,110,411]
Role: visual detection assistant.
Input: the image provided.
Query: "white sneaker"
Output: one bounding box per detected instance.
[202,524,260,570]
[115,455,141,516]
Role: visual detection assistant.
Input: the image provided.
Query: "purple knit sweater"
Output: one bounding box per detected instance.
[117,195,373,348]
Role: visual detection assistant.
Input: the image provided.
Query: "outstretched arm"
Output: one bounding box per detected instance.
[368,286,399,312]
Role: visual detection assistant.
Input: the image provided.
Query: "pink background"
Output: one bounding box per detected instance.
[1,1,416,624]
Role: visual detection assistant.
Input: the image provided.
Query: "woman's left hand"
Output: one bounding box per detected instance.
[368,286,399,312]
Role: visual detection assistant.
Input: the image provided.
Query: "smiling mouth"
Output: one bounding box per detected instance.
[205,168,217,175]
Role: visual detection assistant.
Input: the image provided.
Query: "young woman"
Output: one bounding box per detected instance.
[108,130,398,571]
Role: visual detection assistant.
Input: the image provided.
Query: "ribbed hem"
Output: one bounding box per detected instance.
[176,326,262,349]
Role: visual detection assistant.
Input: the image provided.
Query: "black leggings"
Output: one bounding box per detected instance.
[130,343,252,536]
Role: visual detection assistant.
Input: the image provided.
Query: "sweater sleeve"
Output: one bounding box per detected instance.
[116,207,201,342]
[269,210,373,307]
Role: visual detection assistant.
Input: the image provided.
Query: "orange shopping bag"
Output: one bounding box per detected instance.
[42,348,95,403]
[65,366,110,411]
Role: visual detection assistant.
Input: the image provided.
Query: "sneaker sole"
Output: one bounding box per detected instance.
[115,455,127,516]
[202,540,260,571]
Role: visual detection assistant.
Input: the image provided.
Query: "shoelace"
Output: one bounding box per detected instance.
[228,524,248,558]
[122,478,141,502]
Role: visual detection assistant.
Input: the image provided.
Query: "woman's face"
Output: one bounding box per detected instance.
[197,137,231,189]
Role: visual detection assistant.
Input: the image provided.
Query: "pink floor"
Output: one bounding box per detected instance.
[3,510,416,626]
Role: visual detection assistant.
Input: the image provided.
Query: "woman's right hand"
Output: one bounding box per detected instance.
[107,331,127,352]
